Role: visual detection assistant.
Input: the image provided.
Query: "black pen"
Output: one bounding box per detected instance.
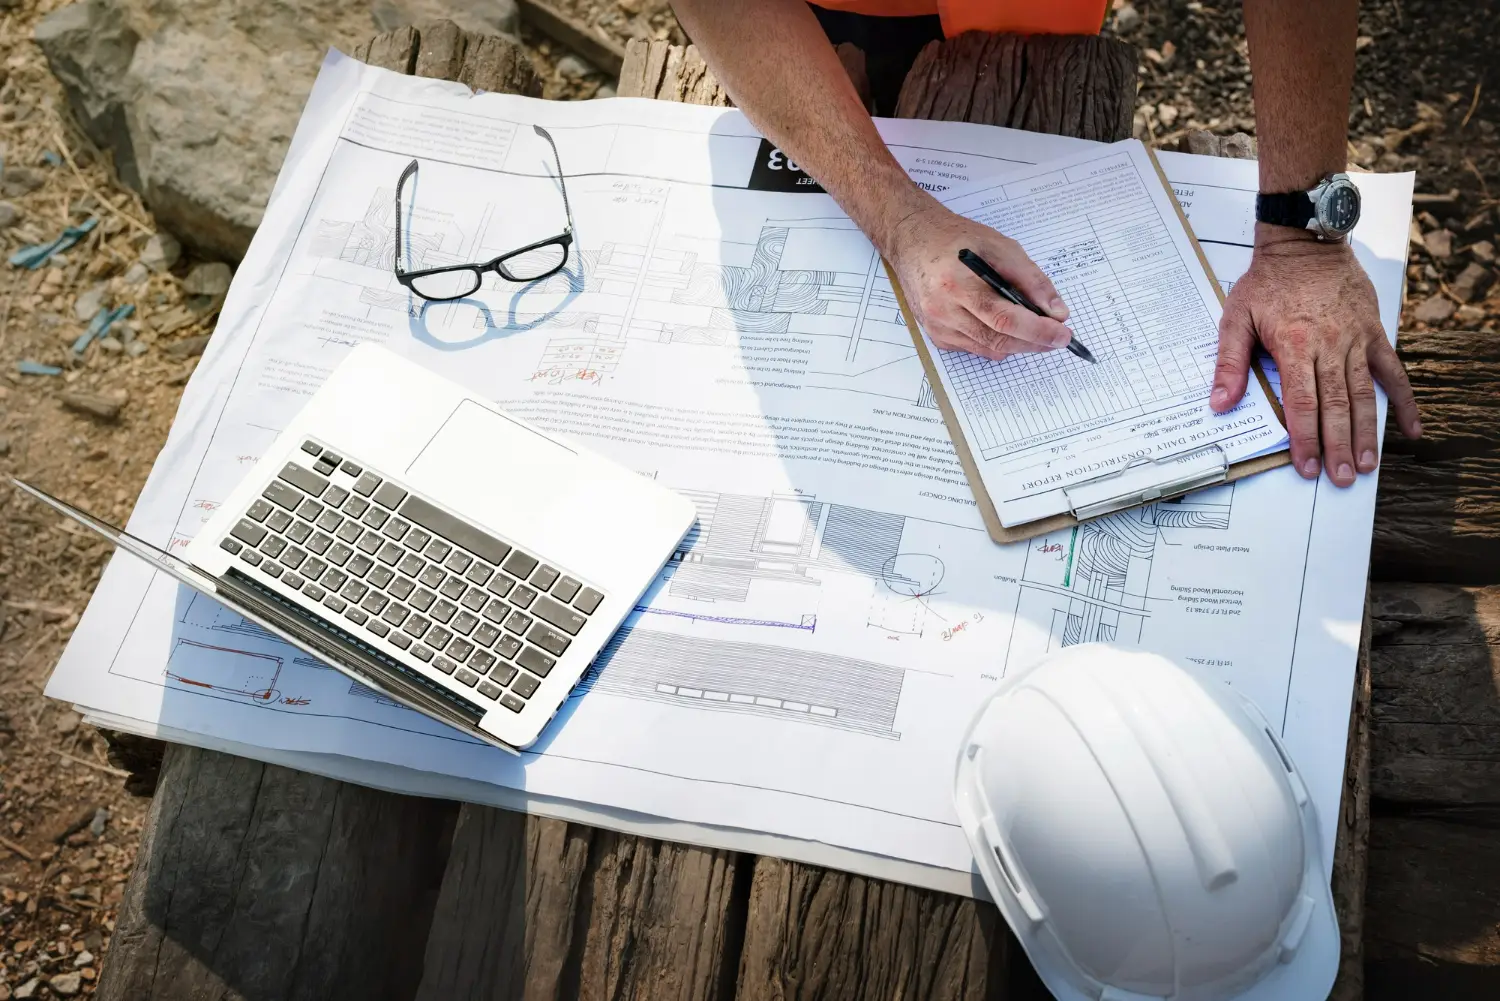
[957,248,1096,364]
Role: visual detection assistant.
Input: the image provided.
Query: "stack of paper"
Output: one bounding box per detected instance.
[46,51,1413,895]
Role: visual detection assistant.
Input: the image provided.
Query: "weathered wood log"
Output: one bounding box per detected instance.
[355,19,542,97]
[618,38,732,106]
[1364,808,1500,997]
[416,808,744,1001]
[1372,328,1500,586]
[96,746,457,1001]
[895,32,1137,141]
[517,0,629,78]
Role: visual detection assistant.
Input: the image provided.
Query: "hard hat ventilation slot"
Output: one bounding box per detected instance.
[1265,728,1294,773]
[993,845,1022,897]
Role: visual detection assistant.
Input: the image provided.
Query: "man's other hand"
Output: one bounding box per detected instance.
[1210,228,1421,486]
[887,202,1073,360]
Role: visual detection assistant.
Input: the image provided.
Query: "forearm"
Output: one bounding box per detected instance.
[1243,0,1357,199]
[671,0,931,255]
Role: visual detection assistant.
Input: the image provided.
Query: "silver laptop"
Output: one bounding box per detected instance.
[14,343,696,751]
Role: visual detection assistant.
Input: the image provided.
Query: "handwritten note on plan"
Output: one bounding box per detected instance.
[917,140,1288,527]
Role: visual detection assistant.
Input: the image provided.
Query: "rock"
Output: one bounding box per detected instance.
[35,0,520,262]
[1,165,43,197]
[60,388,128,421]
[1412,295,1456,324]
[1450,262,1495,303]
[125,339,149,357]
[56,710,81,735]
[1157,103,1179,127]
[13,979,39,1001]
[1472,240,1495,265]
[49,973,82,997]
[1456,304,1487,324]
[140,230,181,272]
[163,333,211,358]
[0,435,10,456]
[556,54,595,80]
[1112,3,1141,33]
[98,335,125,353]
[122,260,150,284]
[88,807,108,837]
[73,282,109,321]
[595,82,617,100]
[1423,228,1454,260]
[181,260,232,297]
[73,950,95,968]
[0,200,19,228]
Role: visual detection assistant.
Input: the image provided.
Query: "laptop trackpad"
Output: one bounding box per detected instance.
[405,399,580,533]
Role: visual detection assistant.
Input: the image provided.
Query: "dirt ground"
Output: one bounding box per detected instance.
[0,0,1495,997]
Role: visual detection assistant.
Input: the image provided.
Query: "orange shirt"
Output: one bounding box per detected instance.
[811,0,1109,36]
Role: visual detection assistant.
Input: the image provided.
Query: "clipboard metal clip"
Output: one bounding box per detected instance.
[1063,444,1230,521]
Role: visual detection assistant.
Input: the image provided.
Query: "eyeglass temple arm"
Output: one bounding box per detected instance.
[394,159,418,274]
[532,125,574,232]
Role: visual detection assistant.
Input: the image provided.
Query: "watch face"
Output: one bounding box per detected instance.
[1319,181,1361,234]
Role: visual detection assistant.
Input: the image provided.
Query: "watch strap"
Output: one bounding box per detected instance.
[1255,190,1316,230]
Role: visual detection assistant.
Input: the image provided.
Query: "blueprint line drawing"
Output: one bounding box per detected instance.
[166,638,283,703]
[577,627,905,739]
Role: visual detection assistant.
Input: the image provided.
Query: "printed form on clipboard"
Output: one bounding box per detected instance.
[899,138,1292,544]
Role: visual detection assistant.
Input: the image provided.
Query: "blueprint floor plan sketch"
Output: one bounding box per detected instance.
[45,54,1416,892]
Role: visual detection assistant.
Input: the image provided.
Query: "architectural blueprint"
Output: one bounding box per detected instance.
[44,51,1415,893]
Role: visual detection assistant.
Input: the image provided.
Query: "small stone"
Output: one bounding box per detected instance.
[595,83,617,100]
[126,340,149,358]
[12,979,39,1001]
[0,200,18,228]
[1471,240,1495,264]
[141,232,182,273]
[1456,304,1487,324]
[60,389,128,422]
[1157,104,1179,127]
[181,261,232,297]
[1412,295,1456,324]
[122,261,150,285]
[73,950,94,968]
[73,283,109,322]
[555,54,595,80]
[98,336,124,354]
[88,808,107,838]
[1113,3,1141,32]
[1423,228,1454,260]
[164,334,211,358]
[1,166,43,197]
[1450,262,1495,303]
[55,710,80,735]
[49,972,82,996]
[1409,219,1425,250]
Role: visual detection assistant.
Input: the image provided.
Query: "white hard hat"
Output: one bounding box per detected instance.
[954,643,1338,1001]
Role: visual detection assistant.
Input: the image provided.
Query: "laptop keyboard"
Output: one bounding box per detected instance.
[216,439,605,715]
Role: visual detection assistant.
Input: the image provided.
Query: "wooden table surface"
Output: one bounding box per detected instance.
[91,19,1500,1001]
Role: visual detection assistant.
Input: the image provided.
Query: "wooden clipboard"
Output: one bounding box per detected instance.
[893,145,1292,544]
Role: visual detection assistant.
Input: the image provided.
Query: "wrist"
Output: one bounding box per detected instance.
[1253,220,1342,249]
[851,168,936,259]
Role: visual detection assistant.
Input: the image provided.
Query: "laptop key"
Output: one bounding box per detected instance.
[377,542,404,565]
[368,566,395,589]
[410,588,436,612]
[302,558,328,582]
[347,554,374,577]
[282,573,305,591]
[322,451,344,467]
[382,518,410,542]
[326,542,353,567]
[313,457,337,476]
[532,595,587,636]
[470,650,497,673]
[440,576,468,601]
[388,576,415,601]
[263,562,284,578]
[324,486,350,507]
[444,551,473,575]
[239,549,263,567]
[551,576,581,602]
[474,623,501,648]
[352,471,382,496]
[341,581,369,603]
[465,563,493,586]
[412,644,434,663]
[343,495,370,518]
[307,532,333,555]
[531,565,560,590]
[357,530,383,554]
[502,550,539,580]
[450,610,477,634]
[287,520,313,544]
[404,528,431,552]
[447,638,474,662]
[221,538,243,555]
[433,656,458,676]
[381,604,410,627]
[573,588,605,615]
[454,668,480,688]
[230,519,265,546]
[372,482,407,509]
[403,616,430,639]
[477,680,502,700]
[323,595,346,614]
[337,521,364,544]
[267,510,294,533]
[398,554,424,577]
[279,547,307,570]
[301,440,321,457]
[511,672,540,699]
[504,610,533,635]
[426,626,451,651]
[389,632,412,650]
[322,569,348,592]
[260,535,288,558]
[296,498,324,521]
[526,623,570,658]
[362,507,390,530]
[494,635,522,660]
[399,495,511,566]
[430,600,458,625]
[489,662,518,686]
[247,499,274,523]
[345,606,368,625]
[340,460,362,476]
[279,462,329,497]
[361,592,389,615]
[316,509,343,532]
[482,599,508,623]
[516,645,555,678]
[462,587,489,612]
[419,564,446,588]
[304,584,326,602]
[367,619,390,638]
[500,693,525,713]
[510,584,537,609]
[425,539,452,563]
[263,480,303,510]
[485,574,516,599]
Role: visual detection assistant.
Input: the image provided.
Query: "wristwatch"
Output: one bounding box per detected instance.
[1255,173,1361,241]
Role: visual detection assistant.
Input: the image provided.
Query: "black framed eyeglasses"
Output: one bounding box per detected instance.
[394,125,574,302]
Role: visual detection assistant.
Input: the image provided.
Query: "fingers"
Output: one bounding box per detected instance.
[1316,352,1356,487]
[1279,356,1323,479]
[1369,339,1422,439]
[984,237,1069,321]
[1346,348,1380,474]
[962,289,1073,350]
[934,311,1048,361]
[1211,300,1256,413]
